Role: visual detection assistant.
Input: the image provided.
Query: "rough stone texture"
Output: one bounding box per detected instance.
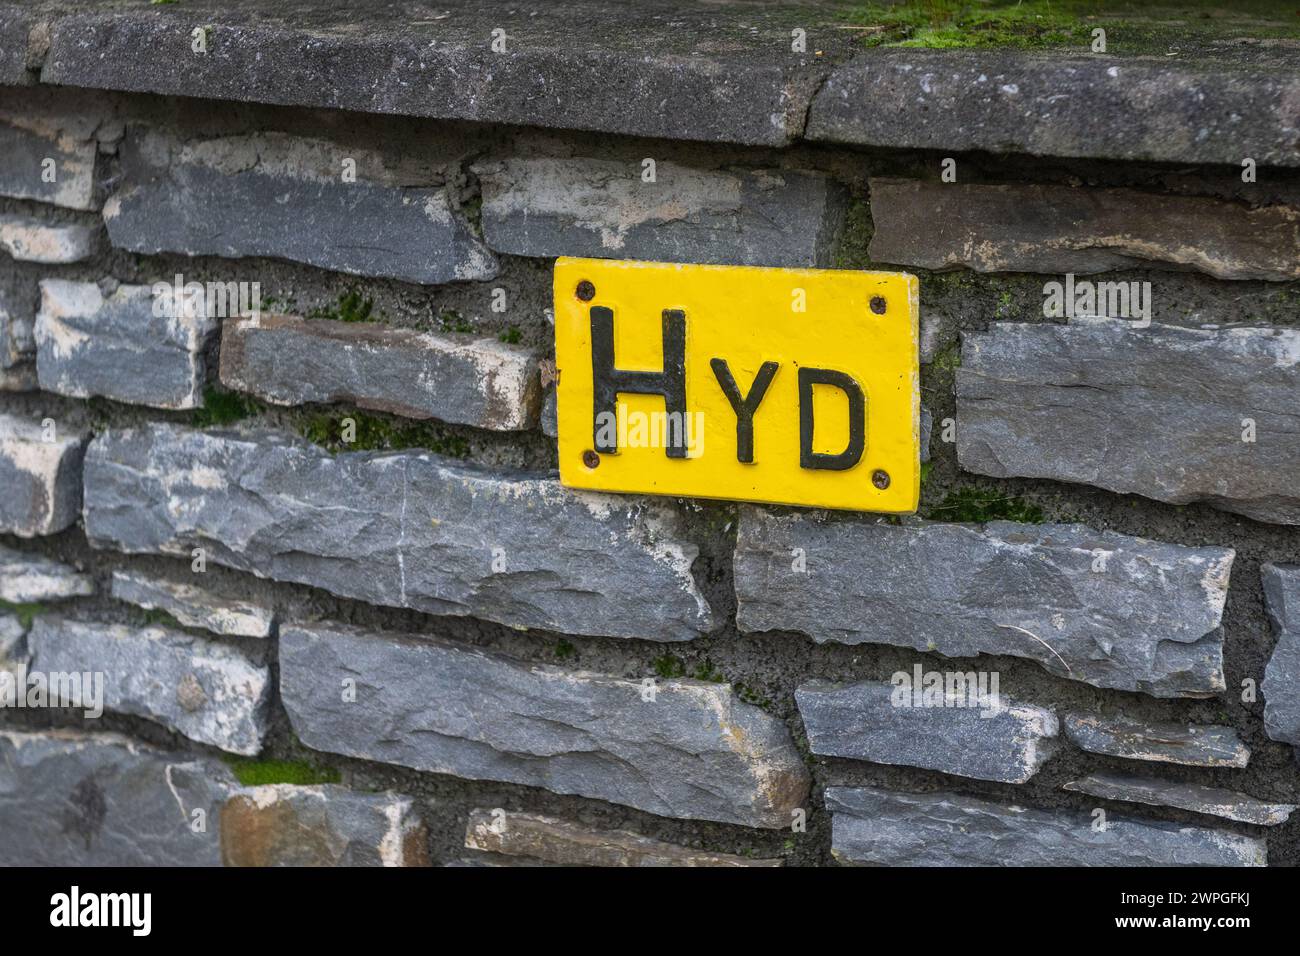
[808,50,1300,168]
[110,569,275,640]
[868,179,1299,281]
[1064,773,1297,827]
[0,544,93,603]
[0,614,25,672]
[220,785,429,866]
[476,158,846,267]
[83,424,713,642]
[0,729,232,866]
[826,786,1267,867]
[0,413,87,537]
[0,111,98,210]
[34,1,842,148]
[0,6,38,84]
[220,315,541,430]
[735,509,1231,697]
[795,679,1058,784]
[464,808,779,867]
[36,279,217,410]
[103,128,496,284]
[28,617,271,755]
[1063,712,1250,769]
[1262,563,1300,748]
[957,319,1300,525]
[0,285,37,392]
[280,622,810,828]
[0,215,97,264]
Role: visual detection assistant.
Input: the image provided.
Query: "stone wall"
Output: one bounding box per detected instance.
[0,0,1298,867]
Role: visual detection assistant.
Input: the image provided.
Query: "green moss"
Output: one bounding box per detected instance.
[192,387,261,427]
[931,343,962,373]
[926,486,1045,523]
[553,638,576,660]
[498,326,522,344]
[833,196,873,270]
[919,460,934,487]
[691,659,725,683]
[652,654,685,679]
[734,681,772,710]
[439,310,474,334]
[298,409,471,458]
[141,608,185,630]
[843,1,1300,51]
[0,600,45,630]
[309,289,377,324]
[223,757,342,787]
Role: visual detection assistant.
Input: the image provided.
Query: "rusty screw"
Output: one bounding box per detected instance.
[576,280,596,301]
[582,449,600,469]
[869,295,887,315]
[872,468,891,489]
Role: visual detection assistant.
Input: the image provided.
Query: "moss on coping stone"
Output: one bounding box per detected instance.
[223,757,342,787]
[843,0,1300,51]
[192,386,262,427]
[298,409,472,459]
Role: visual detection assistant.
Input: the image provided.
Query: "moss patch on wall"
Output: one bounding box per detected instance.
[223,757,343,787]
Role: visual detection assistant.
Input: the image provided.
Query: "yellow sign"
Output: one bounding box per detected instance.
[553,257,920,513]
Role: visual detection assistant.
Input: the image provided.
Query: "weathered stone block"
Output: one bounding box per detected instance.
[1,280,36,385]
[1064,773,1296,827]
[1063,712,1249,768]
[0,413,87,537]
[464,808,779,867]
[476,158,845,267]
[280,622,809,828]
[795,679,1058,783]
[83,424,713,641]
[28,617,271,755]
[0,112,98,210]
[735,509,1230,697]
[0,215,97,264]
[0,730,232,866]
[104,129,496,284]
[868,179,1299,280]
[220,785,429,866]
[1262,563,1300,748]
[827,786,1266,867]
[110,570,274,639]
[0,544,93,603]
[219,315,541,430]
[36,280,217,409]
[957,319,1300,524]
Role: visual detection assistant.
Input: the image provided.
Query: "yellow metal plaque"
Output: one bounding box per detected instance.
[553,257,919,512]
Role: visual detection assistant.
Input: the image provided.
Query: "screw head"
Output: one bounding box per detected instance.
[582,449,600,468]
[576,280,596,301]
[872,468,890,489]
[869,295,887,315]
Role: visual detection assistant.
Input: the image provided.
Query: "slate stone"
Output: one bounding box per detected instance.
[103,128,496,284]
[0,111,98,209]
[464,808,779,867]
[0,7,39,84]
[0,613,25,668]
[0,215,97,264]
[826,786,1266,867]
[1262,563,1300,748]
[37,3,843,148]
[0,544,93,603]
[868,179,1299,281]
[476,158,846,267]
[36,280,217,410]
[220,785,429,866]
[735,509,1230,697]
[279,621,809,828]
[28,617,271,755]
[1064,773,1296,827]
[0,729,233,866]
[808,49,1300,168]
[957,319,1300,524]
[110,569,275,639]
[795,679,1058,783]
[219,315,541,431]
[82,424,713,642]
[0,282,37,391]
[1063,712,1250,768]
[0,413,87,537]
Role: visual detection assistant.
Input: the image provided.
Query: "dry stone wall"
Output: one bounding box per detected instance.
[0,1,1298,868]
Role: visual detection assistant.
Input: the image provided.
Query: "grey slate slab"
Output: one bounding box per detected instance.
[110,570,275,639]
[0,544,93,603]
[0,110,98,210]
[1262,563,1300,748]
[1064,773,1296,827]
[0,413,87,537]
[1063,712,1250,768]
